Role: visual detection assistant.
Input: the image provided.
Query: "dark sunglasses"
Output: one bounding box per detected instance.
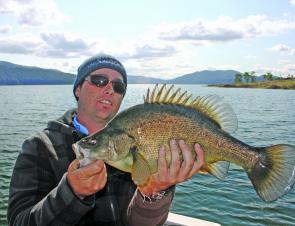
[85,74,126,95]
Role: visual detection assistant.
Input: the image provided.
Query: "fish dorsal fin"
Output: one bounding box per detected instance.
[144,84,238,133]
[192,94,238,133]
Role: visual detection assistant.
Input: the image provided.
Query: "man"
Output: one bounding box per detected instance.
[7,54,204,226]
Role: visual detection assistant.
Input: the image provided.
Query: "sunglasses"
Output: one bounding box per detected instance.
[85,74,126,95]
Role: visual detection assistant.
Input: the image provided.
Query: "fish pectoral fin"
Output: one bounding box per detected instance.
[207,161,230,180]
[106,152,133,173]
[131,151,151,186]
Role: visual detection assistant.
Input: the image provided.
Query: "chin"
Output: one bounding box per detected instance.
[96,113,114,122]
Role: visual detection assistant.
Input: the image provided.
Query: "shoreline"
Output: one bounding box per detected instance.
[208,79,295,90]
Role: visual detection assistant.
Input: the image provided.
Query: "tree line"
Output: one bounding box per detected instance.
[234,72,276,84]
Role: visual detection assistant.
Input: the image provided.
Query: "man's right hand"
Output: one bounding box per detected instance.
[67,159,107,197]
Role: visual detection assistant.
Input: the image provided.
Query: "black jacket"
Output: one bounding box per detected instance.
[7,109,173,226]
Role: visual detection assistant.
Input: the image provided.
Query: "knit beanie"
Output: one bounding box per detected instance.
[73,53,127,100]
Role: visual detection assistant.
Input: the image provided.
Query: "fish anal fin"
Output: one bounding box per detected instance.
[131,150,151,186]
[207,161,230,180]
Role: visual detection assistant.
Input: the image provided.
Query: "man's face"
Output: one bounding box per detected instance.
[75,68,124,125]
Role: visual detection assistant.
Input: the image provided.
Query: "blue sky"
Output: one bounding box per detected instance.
[1,0,295,79]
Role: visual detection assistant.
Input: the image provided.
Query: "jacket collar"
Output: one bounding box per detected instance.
[46,108,84,137]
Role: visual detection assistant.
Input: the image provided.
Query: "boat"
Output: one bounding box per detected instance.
[165,212,221,226]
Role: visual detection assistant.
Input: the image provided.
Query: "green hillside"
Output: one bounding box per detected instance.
[0,61,244,85]
[0,61,75,85]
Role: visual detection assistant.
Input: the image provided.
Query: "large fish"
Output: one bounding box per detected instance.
[73,84,295,202]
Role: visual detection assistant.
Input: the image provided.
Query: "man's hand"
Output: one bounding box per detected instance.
[139,140,204,196]
[67,159,107,197]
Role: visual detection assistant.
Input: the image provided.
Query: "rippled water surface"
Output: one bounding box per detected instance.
[0,84,294,226]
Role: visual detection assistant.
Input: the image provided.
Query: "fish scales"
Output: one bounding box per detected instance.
[114,103,258,170]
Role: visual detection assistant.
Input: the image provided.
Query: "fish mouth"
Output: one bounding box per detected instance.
[72,143,91,167]
[72,143,83,160]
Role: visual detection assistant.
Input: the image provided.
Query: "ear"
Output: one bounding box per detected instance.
[75,86,81,98]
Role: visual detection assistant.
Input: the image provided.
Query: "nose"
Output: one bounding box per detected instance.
[103,82,115,95]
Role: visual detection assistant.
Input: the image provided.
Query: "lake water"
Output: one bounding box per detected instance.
[0,84,295,226]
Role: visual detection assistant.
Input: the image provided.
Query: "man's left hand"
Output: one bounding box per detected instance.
[138,140,205,196]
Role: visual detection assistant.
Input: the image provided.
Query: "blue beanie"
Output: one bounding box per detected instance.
[73,53,127,99]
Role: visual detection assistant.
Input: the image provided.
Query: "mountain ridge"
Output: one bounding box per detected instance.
[0,61,241,85]
[0,61,75,85]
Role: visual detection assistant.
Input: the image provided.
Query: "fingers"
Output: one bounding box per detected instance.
[188,143,205,178]
[166,140,205,183]
[141,140,205,196]
[67,159,104,177]
[194,143,204,165]
[67,159,107,196]
[90,164,107,191]
[169,140,181,180]
[68,159,80,172]
[157,145,168,181]
[82,160,105,177]
[178,140,195,179]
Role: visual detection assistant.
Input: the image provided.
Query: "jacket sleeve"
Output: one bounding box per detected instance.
[7,136,95,226]
[127,188,175,226]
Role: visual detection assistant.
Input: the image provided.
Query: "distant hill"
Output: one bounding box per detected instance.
[128,70,242,84]
[1,61,249,85]
[0,61,75,85]
[129,70,268,84]
[169,70,239,84]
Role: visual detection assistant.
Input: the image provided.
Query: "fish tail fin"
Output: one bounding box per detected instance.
[248,144,295,202]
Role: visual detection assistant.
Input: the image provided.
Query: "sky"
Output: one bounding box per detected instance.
[1,0,295,79]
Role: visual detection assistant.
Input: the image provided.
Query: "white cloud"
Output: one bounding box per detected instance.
[284,63,295,72]
[156,15,295,44]
[0,32,102,58]
[252,64,295,77]
[269,44,295,55]
[39,32,96,57]
[0,25,12,33]
[278,59,291,65]
[0,33,41,54]
[204,64,241,71]
[157,16,243,43]
[122,49,196,78]
[0,0,69,26]
[269,44,291,52]
[126,60,171,77]
[0,0,15,13]
[51,61,76,74]
[291,0,295,6]
[0,29,179,62]
[117,44,178,60]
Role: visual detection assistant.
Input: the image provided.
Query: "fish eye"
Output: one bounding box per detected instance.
[88,139,97,145]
